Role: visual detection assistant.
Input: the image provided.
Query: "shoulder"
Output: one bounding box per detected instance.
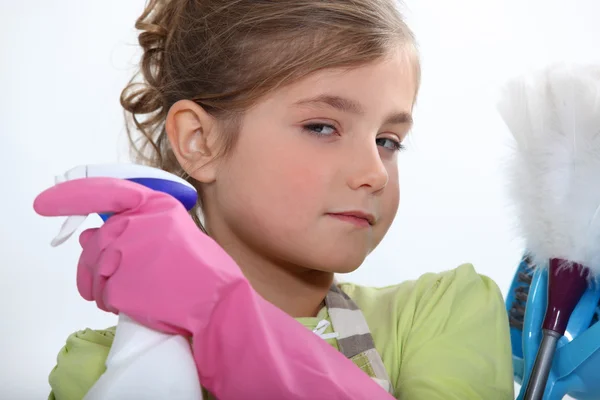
[338,263,502,326]
[338,264,512,397]
[48,327,116,400]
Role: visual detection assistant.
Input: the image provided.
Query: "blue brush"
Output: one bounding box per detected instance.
[499,63,600,399]
[507,255,600,399]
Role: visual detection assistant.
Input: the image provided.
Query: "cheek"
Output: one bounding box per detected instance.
[383,165,400,218]
[223,138,330,224]
[272,155,332,215]
[369,166,399,249]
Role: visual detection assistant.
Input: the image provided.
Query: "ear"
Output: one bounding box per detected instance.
[165,100,220,184]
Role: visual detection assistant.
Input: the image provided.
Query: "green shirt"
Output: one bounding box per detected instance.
[48,264,514,399]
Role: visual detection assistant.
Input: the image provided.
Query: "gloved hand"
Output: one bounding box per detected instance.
[34,177,394,399]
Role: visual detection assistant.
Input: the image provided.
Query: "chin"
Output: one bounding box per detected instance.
[307,250,369,274]
[326,264,363,274]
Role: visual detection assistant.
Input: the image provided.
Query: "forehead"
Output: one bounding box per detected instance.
[271,51,418,115]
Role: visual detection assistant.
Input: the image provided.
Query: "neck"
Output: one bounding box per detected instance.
[240,258,334,318]
[206,224,333,318]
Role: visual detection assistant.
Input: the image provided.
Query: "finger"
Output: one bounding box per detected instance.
[93,269,110,312]
[33,178,152,217]
[78,218,129,268]
[76,228,102,301]
[94,248,122,313]
[97,245,122,279]
[79,228,98,248]
[77,221,128,305]
[77,232,123,308]
[76,255,94,302]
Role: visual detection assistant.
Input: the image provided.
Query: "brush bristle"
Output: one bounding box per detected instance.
[498,63,600,276]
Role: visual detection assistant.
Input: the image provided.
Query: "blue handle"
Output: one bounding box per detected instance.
[98,177,197,221]
[509,258,600,400]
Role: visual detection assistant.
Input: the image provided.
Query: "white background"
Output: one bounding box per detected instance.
[1,1,599,399]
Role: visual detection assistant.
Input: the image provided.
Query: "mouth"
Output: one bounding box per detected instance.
[327,211,375,227]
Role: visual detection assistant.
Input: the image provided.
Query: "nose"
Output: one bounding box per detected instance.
[346,142,389,193]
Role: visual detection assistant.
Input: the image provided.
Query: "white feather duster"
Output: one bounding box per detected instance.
[497,63,600,276]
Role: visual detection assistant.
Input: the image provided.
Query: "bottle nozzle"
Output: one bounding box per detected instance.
[51,215,89,247]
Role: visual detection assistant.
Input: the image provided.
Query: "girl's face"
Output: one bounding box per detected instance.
[203,51,416,274]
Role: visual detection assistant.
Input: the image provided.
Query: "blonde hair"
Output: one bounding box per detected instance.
[121,0,420,229]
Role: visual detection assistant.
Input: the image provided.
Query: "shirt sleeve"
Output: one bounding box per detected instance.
[396,264,514,400]
[48,328,115,400]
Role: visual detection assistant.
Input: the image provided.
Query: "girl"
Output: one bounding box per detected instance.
[36,0,514,398]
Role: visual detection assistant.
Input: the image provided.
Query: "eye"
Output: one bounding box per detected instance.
[303,123,338,136]
[376,137,405,152]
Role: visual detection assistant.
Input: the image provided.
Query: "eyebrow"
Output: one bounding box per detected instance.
[293,94,413,126]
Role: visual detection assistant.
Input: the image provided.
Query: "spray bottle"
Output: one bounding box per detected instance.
[50,163,203,400]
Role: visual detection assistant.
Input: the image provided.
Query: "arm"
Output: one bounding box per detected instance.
[37,178,394,400]
[194,278,395,398]
[48,296,392,400]
[396,264,514,399]
[48,328,115,400]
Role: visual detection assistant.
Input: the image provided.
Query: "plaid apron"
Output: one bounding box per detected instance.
[325,284,395,395]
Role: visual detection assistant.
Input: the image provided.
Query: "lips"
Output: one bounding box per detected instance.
[327,211,375,226]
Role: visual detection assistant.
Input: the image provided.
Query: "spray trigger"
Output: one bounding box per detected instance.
[51,215,89,247]
[50,166,91,247]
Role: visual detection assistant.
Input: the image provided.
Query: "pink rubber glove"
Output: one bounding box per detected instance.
[34,177,394,399]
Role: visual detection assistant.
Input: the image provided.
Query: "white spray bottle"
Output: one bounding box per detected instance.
[51,163,203,400]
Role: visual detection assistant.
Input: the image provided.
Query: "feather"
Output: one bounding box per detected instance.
[497,63,600,276]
